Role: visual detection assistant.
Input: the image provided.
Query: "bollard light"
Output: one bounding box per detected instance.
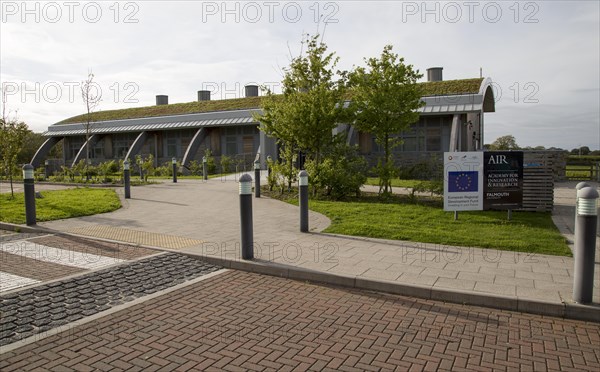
[577,187,599,216]
[22,164,36,225]
[239,174,253,195]
[254,159,261,198]
[573,186,598,304]
[299,170,308,187]
[298,170,309,232]
[239,173,254,259]
[124,160,130,170]
[172,157,178,183]
[574,182,592,234]
[23,164,34,180]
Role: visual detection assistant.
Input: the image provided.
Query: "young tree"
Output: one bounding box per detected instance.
[256,34,349,193]
[349,45,424,195]
[0,91,30,197]
[81,71,102,179]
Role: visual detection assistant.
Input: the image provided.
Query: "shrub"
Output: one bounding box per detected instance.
[220,155,232,174]
[97,160,117,182]
[188,160,201,176]
[135,154,154,181]
[305,143,368,200]
[204,149,217,174]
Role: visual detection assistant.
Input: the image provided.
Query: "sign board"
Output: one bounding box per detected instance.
[444,152,484,211]
[483,151,523,210]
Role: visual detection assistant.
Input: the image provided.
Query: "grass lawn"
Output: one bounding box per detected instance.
[0,188,121,224]
[272,190,570,256]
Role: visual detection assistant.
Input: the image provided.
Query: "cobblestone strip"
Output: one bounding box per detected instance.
[0,253,221,346]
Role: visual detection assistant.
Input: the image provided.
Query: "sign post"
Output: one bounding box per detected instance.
[444,152,484,212]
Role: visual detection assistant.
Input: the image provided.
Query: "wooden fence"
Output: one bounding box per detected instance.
[520,151,558,212]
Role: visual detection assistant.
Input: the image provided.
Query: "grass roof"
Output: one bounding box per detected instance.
[57,78,483,125]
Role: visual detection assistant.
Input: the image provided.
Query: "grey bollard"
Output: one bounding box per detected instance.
[172,157,178,183]
[574,182,591,237]
[254,159,261,198]
[239,174,254,259]
[203,156,208,181]
[44,160,49,181]
[299,170,309,232]
[573,186,598,304]
[124,160,131,199]
[22,164,36,225]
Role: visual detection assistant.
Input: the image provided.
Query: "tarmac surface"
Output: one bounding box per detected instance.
[0,176,599,370]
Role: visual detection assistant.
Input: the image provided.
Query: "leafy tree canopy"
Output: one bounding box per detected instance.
[489,135,520,150]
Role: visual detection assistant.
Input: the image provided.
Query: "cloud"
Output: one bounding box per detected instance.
[1,0,598,150]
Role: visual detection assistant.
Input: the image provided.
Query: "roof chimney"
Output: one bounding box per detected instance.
[426,67,443,82]
[245,85,259,97]
[156,95,168,105]
[198,90,211,101]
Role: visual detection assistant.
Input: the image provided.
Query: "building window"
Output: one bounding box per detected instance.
[226,136,238,155]
[426,126,441,151]
[114,139,130,158]
[92,142,104,159]
[69,140,83,160]
[166,138,177,157]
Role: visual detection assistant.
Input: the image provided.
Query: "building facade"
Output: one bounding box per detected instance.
[32,68,496,173]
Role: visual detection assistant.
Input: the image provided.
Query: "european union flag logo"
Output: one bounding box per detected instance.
[448,171,478,192]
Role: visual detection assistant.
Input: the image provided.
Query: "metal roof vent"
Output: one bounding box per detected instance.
[198,90,211,101]
[156,95,169,105]
[245,85,259,97]
[427,67,443,82]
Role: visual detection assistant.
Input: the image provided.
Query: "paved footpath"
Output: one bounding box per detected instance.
[34,177,599,314]
[1,270,599,371]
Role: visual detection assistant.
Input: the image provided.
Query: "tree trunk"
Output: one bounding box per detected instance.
[383,134,390,195]
[9,172,14,198]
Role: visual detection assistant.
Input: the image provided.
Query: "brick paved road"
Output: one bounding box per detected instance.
[1,271,598,371]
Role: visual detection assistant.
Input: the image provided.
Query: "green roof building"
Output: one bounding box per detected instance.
[32,67,496,172]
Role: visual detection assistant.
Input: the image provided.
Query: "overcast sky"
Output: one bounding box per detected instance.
[1,0,599,150]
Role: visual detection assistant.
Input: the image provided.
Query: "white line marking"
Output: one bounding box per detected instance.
[0,272,41,292]
[0,240,125,270]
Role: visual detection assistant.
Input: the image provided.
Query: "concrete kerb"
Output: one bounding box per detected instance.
[1,222,599,323]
